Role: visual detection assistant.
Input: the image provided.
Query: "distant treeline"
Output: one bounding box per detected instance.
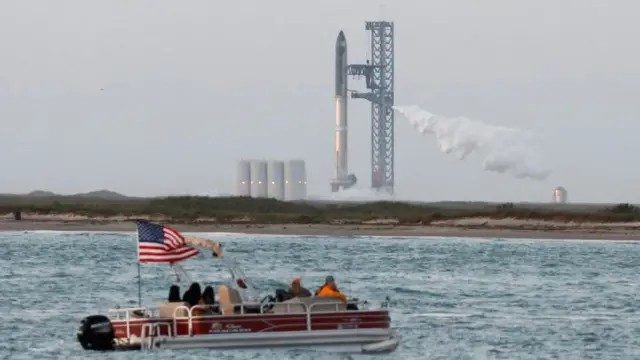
[0,195,639,224]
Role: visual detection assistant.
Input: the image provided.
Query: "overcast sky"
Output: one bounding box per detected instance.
[1,0,638,203]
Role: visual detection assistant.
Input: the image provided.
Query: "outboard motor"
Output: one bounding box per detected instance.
[76,315,115,351]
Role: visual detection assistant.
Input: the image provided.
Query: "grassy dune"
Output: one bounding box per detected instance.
[0,194,639,224]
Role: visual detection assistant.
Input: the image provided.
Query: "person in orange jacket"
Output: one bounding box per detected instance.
[315,275,346,303]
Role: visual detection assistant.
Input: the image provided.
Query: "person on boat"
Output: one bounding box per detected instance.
[315,275,346,303]
[193,285,218,316]
[202,286,216,305]
[287,277,311,298]
[168,284,181,302]
[183,282,202,307]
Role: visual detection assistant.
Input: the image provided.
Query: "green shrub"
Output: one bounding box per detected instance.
[0,195,638,224]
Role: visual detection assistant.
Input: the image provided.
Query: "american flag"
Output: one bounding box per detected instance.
[135,221,200,263]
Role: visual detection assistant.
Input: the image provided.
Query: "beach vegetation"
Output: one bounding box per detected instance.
[0,195,639,224]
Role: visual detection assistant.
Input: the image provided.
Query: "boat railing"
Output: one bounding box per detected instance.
[140,321,172,351]
[186,298,368,315]
[110,299,377,337]
[108,307,159,319]
[182,299,368,334]
[107,307,159,339]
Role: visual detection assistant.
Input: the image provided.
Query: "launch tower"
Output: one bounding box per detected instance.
[348,21,395,194]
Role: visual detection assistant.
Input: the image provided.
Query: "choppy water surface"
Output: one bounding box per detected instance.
[0,232,638,360]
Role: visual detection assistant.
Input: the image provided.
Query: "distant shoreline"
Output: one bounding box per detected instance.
[1,218,639,240]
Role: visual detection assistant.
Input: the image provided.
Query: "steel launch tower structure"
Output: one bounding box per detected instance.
[330,21,395,194]
[351,21,395,194]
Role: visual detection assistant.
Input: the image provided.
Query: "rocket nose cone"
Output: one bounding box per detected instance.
[336,30,346,50]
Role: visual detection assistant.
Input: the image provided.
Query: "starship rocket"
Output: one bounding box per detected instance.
[330,30,357,192]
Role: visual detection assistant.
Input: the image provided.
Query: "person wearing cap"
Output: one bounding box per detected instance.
[287,277,311,298]
[315,275,347,303]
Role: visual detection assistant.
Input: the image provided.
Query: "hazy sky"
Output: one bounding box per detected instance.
[1,0,639,203]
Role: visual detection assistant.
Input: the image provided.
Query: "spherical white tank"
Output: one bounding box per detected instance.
[553,186,568,204]
[267,160,285,200]
[236,160,251,196]
[284,160,307,201]
[249,160,268,198]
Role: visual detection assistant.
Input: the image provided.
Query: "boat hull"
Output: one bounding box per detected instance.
[154,328,399,353]
[108,310,399,354]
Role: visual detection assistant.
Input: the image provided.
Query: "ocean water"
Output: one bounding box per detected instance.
[0,232,638,360]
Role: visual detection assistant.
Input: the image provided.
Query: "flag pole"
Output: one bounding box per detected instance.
[137,263,142,308]
[136,223,142,308]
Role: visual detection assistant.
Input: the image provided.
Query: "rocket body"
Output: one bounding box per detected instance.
[335,31,348,182]
[330,30,357,192]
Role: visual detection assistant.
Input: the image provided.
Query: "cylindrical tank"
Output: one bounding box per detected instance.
[249,160,268,198]
[284,160,307,201]
[553,186,568,204]
[236,160,251,197]
[267,160,285,200]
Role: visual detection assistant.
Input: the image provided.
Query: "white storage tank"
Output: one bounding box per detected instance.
[284,159,307,201]
[250,160,268,198]
[236,160,251,196]
[267,160,285,200]
[553,186,568,204]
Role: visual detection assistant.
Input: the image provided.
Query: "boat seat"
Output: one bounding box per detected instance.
[271,297,307,314]
[272,296,347,314]
[158,302,189,318]
[307,296,348,312]
[218,285,243,315]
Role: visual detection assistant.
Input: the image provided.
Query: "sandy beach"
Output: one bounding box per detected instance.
[1,214,640,240]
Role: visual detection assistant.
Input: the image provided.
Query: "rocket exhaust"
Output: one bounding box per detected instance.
[330,30,357,192]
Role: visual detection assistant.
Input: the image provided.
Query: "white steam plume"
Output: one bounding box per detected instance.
[394,105,550,180]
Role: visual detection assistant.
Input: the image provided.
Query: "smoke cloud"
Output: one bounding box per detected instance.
[394,105,551,180]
